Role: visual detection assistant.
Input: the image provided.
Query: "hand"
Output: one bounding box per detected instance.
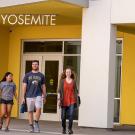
[42,98,46,104]
[22,98,25,104]
[57,100,61,108]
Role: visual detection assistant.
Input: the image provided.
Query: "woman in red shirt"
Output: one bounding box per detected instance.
[58,67,79,134]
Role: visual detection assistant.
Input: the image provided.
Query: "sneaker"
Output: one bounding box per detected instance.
[68,129,73,134]
[29,125,34,133]
[34,121,40,133]
[5,127,9,132]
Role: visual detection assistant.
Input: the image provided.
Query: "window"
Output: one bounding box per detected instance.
[64,41,81,54]
[23,41,63,52]
[114,39,123,124]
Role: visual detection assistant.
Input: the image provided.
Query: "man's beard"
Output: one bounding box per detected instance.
[32,68,39,71]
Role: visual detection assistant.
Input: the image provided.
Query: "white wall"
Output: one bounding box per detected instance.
[111,0,135,24]
[79,0,116,128]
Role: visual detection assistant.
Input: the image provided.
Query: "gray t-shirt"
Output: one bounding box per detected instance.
[0,81,16,101]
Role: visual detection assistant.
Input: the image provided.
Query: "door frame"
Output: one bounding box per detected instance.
[19,53,63,121]
[41,54,63,121]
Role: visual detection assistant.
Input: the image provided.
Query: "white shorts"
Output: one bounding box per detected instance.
[26,96,42,112]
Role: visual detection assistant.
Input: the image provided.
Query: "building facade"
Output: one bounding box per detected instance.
[0,0,135,128]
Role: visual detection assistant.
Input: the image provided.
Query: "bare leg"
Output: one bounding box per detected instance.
[28,112,33,125]
[28,112,34,132]
[34,108,41,132]
[5,104,12,129]
[0,104,7,129]
[34,108,41,121]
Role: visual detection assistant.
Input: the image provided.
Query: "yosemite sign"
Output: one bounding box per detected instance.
[0,14,56,25]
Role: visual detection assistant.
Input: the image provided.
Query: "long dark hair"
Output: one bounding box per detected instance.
[0,72,13,82]
[60,67,76,80]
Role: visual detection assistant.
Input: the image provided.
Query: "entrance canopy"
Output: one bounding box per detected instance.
[0,0,86,26]
[0,0,84,119]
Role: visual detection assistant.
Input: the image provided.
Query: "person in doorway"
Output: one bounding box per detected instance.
[0,72,17,131]
[58,67,79,134]
[22,60,46,133]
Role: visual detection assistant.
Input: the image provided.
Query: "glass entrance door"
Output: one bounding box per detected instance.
[19,55,62,121]
[40,55,62,121]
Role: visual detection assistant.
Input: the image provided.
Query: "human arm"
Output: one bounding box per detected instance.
[57,80,63,107]
[74,80,79,95]
[74,80,81,105]
[22,74,28,103]
[41,75,46,104]
[22,83,27,103]
[14,89,18,101]
[13,84,18,101]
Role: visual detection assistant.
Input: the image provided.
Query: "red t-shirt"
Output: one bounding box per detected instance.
[63,79,76,107]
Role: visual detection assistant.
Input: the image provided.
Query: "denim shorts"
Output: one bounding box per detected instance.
[0,98,14,105]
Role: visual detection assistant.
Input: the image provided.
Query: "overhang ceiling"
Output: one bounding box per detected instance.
[0,0,82,26]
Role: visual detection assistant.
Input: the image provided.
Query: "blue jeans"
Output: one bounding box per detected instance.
[61,104,75,130]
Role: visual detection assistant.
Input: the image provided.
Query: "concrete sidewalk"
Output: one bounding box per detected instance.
[0,119,135,135]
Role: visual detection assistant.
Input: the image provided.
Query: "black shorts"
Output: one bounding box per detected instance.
[0,99,14,105]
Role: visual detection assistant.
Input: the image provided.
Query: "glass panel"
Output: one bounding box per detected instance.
[114,99,120,123]
[64,56,80,82]
[115,56,122,98]
[25,61,33,73]
[43,95,57,113]
[116,40,122,54]
[23,41,62,52]
[64,56,80,120]
[64,41,81,54]
[43,61,59,113]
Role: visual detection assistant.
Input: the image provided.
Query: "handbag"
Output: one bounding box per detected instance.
[74,96,81,108]
[20,102,27,113]
[78,96,81,105]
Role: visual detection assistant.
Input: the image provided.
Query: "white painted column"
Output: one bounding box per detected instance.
[78,0,116,128]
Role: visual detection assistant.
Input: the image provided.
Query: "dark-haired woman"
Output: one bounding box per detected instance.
[0,72,17,131]
[58,68,79,134]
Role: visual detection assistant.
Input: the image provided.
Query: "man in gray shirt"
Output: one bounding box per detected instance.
[22,60,46,133]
